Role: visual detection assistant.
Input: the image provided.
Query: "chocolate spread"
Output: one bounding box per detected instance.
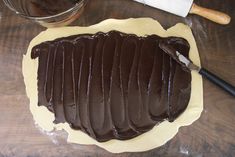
[31,31,191,142]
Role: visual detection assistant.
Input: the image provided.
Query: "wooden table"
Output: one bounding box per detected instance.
[0,0,234,156]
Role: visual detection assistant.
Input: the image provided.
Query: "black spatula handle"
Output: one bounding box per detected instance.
[199,68,235,96]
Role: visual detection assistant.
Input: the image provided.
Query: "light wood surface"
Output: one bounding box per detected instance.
[0,0,235,156]
[190,3,231,25]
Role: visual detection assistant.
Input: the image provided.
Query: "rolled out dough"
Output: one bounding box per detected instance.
[23,18,203,153]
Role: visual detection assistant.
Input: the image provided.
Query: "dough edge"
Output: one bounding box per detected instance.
[22,18,203,153]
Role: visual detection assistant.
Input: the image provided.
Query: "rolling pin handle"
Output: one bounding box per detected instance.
[190,3,231,25]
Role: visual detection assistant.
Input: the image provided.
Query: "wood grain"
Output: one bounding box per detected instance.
[0,0,234,156]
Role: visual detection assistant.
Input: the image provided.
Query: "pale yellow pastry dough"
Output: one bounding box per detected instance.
[23,18,203,153]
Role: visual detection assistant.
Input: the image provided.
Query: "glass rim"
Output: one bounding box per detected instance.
[3,0,86,20]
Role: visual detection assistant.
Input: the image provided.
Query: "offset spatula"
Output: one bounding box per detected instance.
[133,0,231,25]
[159,42,235,97]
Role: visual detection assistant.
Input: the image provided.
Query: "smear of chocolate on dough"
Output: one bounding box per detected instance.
[31,31,191,142]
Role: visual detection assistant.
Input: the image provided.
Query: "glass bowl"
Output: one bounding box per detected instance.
[3,0,88,27]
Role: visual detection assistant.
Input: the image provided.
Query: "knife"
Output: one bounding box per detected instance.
[159,41,235,97]
[133,0,231,25]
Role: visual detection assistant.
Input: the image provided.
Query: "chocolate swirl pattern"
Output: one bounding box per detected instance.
[31,31,191,142]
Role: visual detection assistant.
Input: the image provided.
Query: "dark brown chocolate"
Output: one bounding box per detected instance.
[31,31,191,142]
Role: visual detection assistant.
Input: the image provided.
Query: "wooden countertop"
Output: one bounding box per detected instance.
[0,0,234,156]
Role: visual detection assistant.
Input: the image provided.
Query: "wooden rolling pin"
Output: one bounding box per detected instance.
[133,0,231,25]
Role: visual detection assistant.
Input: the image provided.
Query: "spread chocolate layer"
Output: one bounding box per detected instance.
[31,31,191,142]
